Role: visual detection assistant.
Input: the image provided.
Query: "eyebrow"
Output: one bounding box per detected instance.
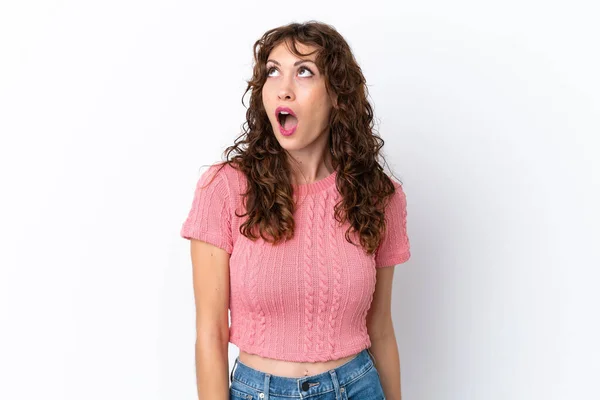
[267,59,316,67]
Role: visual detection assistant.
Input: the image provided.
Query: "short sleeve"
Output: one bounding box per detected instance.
[374,180,411,268]
[180,164,233,254]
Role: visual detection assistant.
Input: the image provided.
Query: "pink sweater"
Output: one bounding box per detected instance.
[180,163,411,362]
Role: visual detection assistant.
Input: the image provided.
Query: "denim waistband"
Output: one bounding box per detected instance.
[230,348,376,397]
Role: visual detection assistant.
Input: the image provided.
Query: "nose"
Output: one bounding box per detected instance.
[277,76,295,101]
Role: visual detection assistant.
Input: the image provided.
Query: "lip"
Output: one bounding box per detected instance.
[275,106,298,136]
[275,106,297,118]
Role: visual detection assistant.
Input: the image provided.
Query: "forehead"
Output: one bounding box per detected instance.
[267,40,319,62]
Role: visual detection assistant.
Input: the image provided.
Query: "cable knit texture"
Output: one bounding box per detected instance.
[180,163,411,362]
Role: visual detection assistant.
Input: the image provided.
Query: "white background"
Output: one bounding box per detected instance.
[1,1,598,399]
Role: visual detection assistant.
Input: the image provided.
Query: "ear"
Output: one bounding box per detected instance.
[331,93,339,109]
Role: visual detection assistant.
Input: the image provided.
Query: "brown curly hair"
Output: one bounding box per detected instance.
[203,20,403,256]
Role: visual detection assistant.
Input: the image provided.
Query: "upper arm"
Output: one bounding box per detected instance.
[374,180,411,268]
[369,180,410,339]
[190,239,230,340]
[366,265,395,340]
[180,163,233,254]
[180,163,234,339]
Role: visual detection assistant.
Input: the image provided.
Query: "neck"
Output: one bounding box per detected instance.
[288,149,335,185]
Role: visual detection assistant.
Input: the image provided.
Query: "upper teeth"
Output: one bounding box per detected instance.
[280,111,290,115]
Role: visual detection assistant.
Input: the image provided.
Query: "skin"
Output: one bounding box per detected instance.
[191,39,401,399]
[233,41,399,389]
[261,40,335,184]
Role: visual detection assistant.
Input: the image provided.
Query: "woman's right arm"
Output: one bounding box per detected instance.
[190,239,231,400]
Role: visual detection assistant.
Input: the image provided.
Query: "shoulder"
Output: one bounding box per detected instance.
[380,174,408,221]
[199,161,242,187]
[199,161,248,205]
[384,174,406,202]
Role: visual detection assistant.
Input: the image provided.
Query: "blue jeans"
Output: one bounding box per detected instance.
[229,348,386,400]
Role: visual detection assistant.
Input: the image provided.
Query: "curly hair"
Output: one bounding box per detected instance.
[203,20,403,256]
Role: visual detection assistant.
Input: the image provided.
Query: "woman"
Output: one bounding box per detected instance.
[181,20,411,400]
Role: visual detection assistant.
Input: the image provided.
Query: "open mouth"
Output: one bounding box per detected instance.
[277,111,298,131]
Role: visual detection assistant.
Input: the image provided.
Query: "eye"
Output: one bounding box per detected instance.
[265,65,315,78]
[266,66,278,76]
[298,66,314,77]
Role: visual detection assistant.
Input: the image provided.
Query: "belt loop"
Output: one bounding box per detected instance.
[263,373,271,399]
[329,369,343,398]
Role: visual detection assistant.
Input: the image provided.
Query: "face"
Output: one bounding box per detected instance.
[262,41,333,156]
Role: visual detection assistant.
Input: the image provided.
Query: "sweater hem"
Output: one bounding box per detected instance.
[180,228,233,254]
[229,336,372,362]
[375,250,411,268]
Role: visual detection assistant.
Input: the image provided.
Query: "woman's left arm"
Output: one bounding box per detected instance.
[369,330,402,400]
[367,266,402,400]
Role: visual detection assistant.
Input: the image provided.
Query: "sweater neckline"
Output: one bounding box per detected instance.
[291,169,337,196]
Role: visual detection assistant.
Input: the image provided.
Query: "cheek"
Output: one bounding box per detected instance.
[262,82,274,100]
[261,90,274,114]
[308,93,331,118]
[309,86,330,106]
